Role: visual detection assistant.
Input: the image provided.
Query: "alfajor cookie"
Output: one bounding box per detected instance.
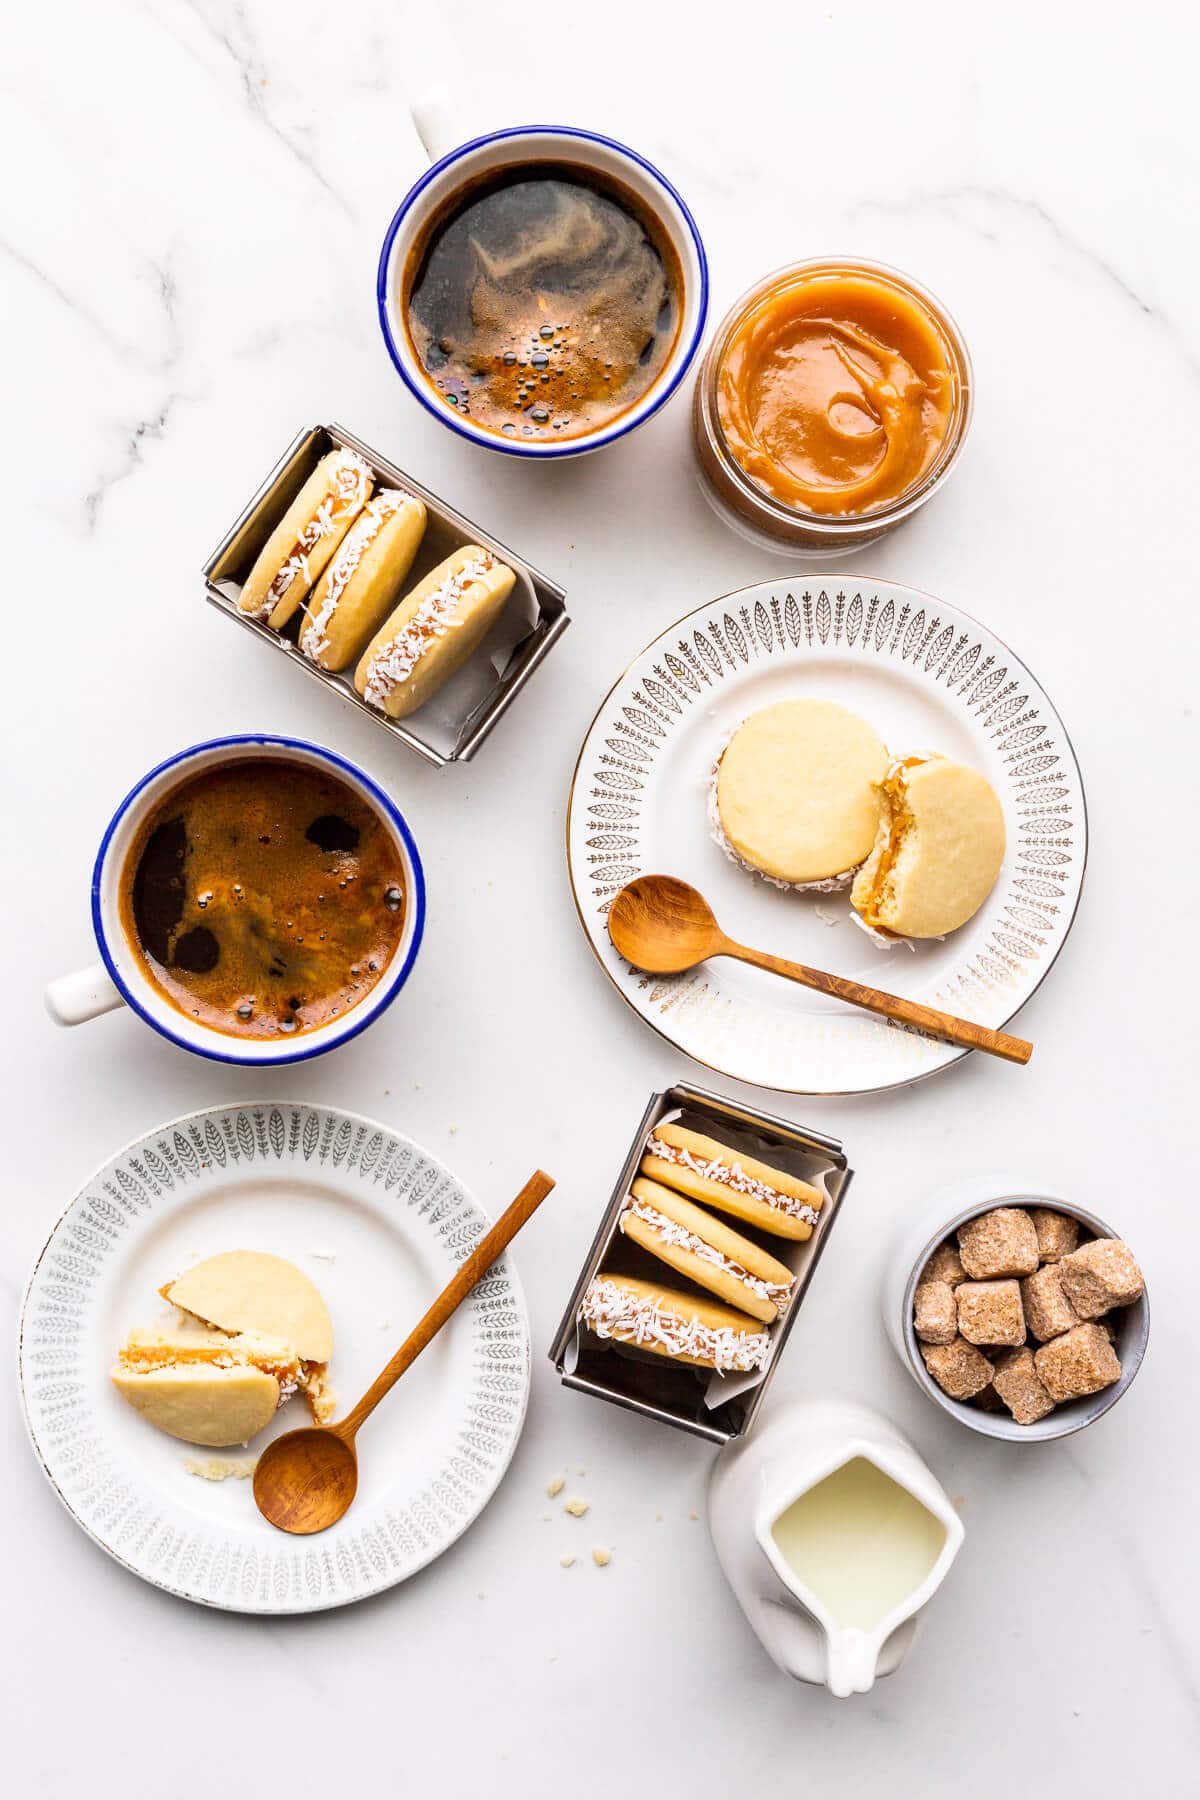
[851,755,1006,938]
[162,1251,333,1363]
[579,1273,771,1372]
[641,1122,823,1241]
[299,490,428,670]
[715,699,890,885]
[110,1327,300,1446]
[239,448,373,629]
[159,1251,334,1422]
[620,1178,795,1322]
[354,545,516,719]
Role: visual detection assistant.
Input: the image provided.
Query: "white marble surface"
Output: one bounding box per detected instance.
[4,1,1198,1790]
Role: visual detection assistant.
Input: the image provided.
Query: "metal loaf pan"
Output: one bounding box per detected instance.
[202,422,570,767]
[549,1082,853,1444]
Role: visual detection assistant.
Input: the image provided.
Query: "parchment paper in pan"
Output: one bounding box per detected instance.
[393,572,541,761]
[563,1106,844,1412]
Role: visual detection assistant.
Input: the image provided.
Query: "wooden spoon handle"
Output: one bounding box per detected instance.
[338,1170,555,1438]
[725,940,1032,1065]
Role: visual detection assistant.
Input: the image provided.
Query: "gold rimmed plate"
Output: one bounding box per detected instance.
[566,576,1086,1095]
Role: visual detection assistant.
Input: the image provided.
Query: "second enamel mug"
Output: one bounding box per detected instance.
[44,735,426,1067]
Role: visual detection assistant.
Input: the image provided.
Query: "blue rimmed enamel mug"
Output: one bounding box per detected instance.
[44,735,426,1067]
[377,122,708,459]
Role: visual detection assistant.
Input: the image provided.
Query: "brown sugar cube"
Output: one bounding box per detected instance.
[1029,1208,1080,1264]
[1034,1323,1122,1402]
[957,1208,1039,1279]
[956,1279,1026,1347]
[972,1383,1006,1414]
[913,1280,958,1345]
[920,1241,965,1287]
[1020,1264,1081,1342]
[921,1336,994,1400]
[992,1348,1057,1425]
[1058,1239,1144,1320]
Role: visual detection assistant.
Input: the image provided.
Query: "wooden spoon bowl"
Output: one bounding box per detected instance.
[253,1425,358,1536]
[608,874,723,972]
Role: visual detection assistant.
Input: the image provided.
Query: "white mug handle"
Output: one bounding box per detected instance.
[45,962,125,1027]
[410,85,466,164]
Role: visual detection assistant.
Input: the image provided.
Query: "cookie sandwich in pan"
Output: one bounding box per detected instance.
[551,1084,852,1444]
[204,423,569,766]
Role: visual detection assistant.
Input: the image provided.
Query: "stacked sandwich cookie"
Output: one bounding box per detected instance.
[111,1251,335,1447]
[579,1123,824,1375]
[237,448,517,719]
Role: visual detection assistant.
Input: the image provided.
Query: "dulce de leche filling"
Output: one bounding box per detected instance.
[715,268,960,517]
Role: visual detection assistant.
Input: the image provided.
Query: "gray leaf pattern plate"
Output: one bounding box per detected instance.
[19,1104,530,1612]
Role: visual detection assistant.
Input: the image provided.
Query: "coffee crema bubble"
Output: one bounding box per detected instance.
[403,162,682,442]
[118,759,406,1041]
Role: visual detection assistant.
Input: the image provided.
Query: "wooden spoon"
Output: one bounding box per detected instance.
[607,875,1032,1066]
[253,1169,555,1535]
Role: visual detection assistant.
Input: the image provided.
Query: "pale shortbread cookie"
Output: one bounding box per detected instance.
[239,448,373,629]
[113,1364,280,1447]
[161,1251,334,1422]
[640,1121,822,1242]
[621,1176,794,1322]
[300,491,427,670]
[716,700,889,884]
[851,755,1005,938]
[110,1327,297,1446]
[163,1251,333,1362]
[579,1273,770,1373]
[354,545,516,719]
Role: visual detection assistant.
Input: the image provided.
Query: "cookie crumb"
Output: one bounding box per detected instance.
[689,1510,698,1520]
[559,1554,575,1568]
[308,1247,337,1262]
[592,1546,611,1567]
[546,1474,565,1498]
[655,1510,663,1521]
[564,1497,589,1518]
[183,1455,255,1482]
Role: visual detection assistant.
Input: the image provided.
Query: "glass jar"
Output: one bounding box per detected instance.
[693,258,973,557]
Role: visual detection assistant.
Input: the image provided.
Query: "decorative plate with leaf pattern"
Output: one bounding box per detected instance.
[19,1105,530,1612]
[567,576,1085,1094]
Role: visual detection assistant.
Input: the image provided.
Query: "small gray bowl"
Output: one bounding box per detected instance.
[895,1194,1149,1442]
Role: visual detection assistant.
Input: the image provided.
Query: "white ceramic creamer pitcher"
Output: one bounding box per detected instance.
[708,1398,964,1697]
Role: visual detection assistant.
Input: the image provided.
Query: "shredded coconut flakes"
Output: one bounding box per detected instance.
[620,1197,792,1310]
[580,1277,770,1373]
[645,1137,820,1226]
[362,553,493,711]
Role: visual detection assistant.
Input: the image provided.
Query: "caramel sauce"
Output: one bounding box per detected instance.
[118,760,405,1040]
[716,269,960,516]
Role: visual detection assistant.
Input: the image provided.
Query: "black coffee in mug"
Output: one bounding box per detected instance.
[403,161,682,443]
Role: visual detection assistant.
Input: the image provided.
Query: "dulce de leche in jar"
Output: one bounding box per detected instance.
[693,259,972,553]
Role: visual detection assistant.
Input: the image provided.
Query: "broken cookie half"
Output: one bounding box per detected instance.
[111,1251,335,1447]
